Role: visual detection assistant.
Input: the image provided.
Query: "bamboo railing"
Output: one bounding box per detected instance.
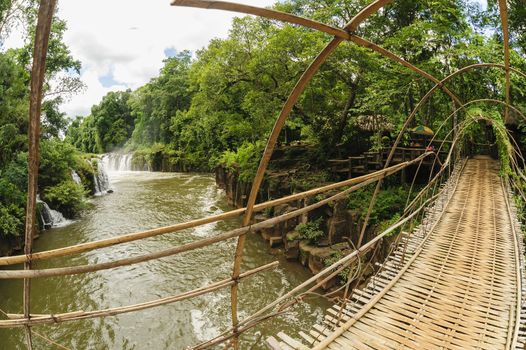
[6,0,523,349]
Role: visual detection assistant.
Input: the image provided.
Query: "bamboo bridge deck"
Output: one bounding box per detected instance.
[269,157,526,350]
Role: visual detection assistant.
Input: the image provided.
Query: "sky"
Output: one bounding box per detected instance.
[6,0,276,117]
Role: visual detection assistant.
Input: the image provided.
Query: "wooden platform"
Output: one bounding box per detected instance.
[268,158,525,350]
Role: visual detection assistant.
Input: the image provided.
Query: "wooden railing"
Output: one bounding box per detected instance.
[328,146,448,177]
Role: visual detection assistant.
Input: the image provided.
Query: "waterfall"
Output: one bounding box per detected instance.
[101,153,135,172]
[92,157,111,195]
[71,170,82,185]
[37,196,70,229]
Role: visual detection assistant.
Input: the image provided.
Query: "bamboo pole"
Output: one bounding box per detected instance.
[171,0,351,40]
[497,0,511,123]
[0,261,278,328]
[0,160,417,267]
[189,190,443,349]
[23,0,57,348]
[0,154,430,280]
[171,1,463,108]
[501,178,522,349]
[228,1,394,343]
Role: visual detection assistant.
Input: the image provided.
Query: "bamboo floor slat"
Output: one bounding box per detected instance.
[268,158,526,350]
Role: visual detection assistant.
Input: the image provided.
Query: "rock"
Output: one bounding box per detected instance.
[284,231,301,260]
[327,217,348,245]
[261,229,283,248]
[253,214,267,223]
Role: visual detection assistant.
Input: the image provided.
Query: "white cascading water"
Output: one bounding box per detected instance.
[71,170,82,185]
[101,153,134,172]
[36,196,70,229]
[92,157,111,195]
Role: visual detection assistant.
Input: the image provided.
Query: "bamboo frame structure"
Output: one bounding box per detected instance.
[356,63,526,247]
[23,1,57,348]
[0,154,431,280]
[498,0,511,123]
[0,159,424,267]
[7,0,524,349]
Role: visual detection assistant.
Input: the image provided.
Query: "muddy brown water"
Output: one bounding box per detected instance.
[0,172,329,349]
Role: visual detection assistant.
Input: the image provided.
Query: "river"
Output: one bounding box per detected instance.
[0,171,329,349]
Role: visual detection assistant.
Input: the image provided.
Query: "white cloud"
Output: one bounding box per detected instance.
[52,0,276,117]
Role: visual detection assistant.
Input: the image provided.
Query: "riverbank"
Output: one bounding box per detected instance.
[215,161,410,289]
[0,171,330,349]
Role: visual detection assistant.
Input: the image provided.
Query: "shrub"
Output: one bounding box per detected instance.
[324,251,351,284]
[377,213,402,237]
[43,180,88,218]
[0,203,24,237]
[296,217,325,244]
[347,184,413,226]
[218,141,265,182]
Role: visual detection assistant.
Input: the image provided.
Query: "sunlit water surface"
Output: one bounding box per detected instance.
[0,172,328,349]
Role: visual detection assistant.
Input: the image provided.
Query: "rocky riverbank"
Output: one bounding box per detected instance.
[215,164,401,289]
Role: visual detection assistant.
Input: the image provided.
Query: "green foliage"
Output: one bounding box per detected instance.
[39,139,78,188]
[378,213,402,237]
[0,203,24,237]
[347,184,411,226]
[66,0,526,179]
[219,141,265,181]
[296,217,325,244]
[324,251,351,284]
[461,107,512,175]
[43,181,88,218]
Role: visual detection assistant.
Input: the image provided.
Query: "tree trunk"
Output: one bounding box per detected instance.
[331,80,359,149]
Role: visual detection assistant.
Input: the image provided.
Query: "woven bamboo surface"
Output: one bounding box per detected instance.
[269,158,525,350]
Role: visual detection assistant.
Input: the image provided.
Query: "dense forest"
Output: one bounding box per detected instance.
[67,0,526,169]
[1,0,526,241]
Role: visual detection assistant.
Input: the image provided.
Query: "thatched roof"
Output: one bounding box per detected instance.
[355,115,394,132]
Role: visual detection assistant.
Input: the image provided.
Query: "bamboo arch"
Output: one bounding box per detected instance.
[13,0,520,349]
[170,0,517,341]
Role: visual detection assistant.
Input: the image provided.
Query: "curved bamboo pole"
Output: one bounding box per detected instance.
[171,1,462,105]
[356,63,526,247]
[0,158,414,267]
[171,0,352,40]
[229,38,342,338]
[498,0,511,123]
[23,1,57,348]
[0,154,429,280]
[228,1,394,341]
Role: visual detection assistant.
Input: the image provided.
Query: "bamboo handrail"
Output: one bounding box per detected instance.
[230,1,394,339]
[0,153,432,280]
[311,158,465,350]
[502,180,524,350]
[0,158,419,267]
[190,182,450,349]
[0,261,278,328]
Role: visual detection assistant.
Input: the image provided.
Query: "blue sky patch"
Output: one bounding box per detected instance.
[164,47,178,58]
[98,70,119,88]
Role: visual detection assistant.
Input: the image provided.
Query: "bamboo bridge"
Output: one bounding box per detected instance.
[4,0,526,349]
[267,157,526,350]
